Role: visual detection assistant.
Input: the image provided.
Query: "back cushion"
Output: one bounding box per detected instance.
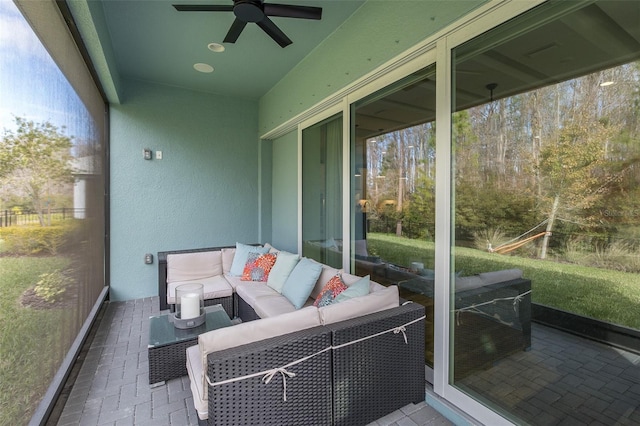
[167,251,222,283]
[281,257,323,309]
[229,243,270,276]
[319,285,399,325]
[221,248,236,274]
[266,251,300,293]
[310,264,341,299]
[455,275,485,292]
[479,268,523,285]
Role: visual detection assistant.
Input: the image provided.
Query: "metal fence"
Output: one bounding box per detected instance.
[0,208,85,227]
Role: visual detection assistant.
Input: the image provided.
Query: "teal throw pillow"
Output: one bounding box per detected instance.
[281,257,323,309]
[267,251,300,293]
[335,275,370,303]
[229,242,269,276]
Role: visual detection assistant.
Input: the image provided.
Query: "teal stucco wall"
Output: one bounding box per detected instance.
[109,79,259,301]
[270,130,298,253]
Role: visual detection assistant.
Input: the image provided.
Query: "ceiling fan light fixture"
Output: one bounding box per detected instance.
[208,42,225,52]
[194,63,214,73]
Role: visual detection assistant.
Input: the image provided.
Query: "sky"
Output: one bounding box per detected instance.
[0,0,95,143]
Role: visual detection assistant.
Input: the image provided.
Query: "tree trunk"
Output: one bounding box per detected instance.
[396,219,402,237]
[539,195,559,259]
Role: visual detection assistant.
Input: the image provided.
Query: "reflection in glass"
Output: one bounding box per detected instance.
[351,65,436,369]
[451,0,640,422]
[302,114,343,268]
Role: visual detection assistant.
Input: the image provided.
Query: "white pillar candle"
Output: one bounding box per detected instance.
[180,293,201,320]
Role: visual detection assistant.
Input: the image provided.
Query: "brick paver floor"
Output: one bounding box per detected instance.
[56,297,639,425]
[56,298,458,426]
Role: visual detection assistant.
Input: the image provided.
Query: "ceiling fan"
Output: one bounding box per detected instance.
[173,0,323,48]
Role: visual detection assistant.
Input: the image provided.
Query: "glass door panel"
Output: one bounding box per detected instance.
[351,65,436,369]
[301,114,343,268]
[450,1,640,422]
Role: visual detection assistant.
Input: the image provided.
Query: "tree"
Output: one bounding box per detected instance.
[537,120,612,258]
[0,117,73,226]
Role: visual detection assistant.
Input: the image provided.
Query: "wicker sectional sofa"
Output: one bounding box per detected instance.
[157,244,426,426]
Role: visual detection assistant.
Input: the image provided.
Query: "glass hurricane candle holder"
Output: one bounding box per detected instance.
[174,283,205,329]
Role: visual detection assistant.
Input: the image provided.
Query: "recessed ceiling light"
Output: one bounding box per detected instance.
[194,63,214,73]
[208,43,225,52]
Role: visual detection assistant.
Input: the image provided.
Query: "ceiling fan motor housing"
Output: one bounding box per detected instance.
[173,1,322,47]
[234,0,265,22]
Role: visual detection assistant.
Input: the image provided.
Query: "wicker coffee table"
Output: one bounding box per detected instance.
[148,304,232,385]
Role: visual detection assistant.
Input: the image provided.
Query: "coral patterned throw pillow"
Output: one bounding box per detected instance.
[314,274,348,307]
[241,252,277,281]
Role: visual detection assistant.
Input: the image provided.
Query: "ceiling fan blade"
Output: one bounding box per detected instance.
[257,16,292,48]
[224,18,247,43]
[264,3,322,20]
[173,4,233,12]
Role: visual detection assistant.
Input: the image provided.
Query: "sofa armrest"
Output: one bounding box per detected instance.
[326,302,426,425]
[206,326,332,426]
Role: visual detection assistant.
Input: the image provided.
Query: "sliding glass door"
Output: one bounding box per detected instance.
[450,1,640,422]
[301,113,343,268]
[351,65,437,370]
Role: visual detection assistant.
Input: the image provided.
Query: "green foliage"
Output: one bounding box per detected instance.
[563,237,640,273]
[0,222,76,255]
[0,117,74,226]
[454,182,539,243]
[403,173,435,240]
[0,256,74,424]
[34,270,70,302]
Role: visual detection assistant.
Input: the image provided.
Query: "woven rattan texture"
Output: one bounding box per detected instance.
[328,303,426,426]
[149,338,197,384]
[207,327,332,426]
[237,295,261,322]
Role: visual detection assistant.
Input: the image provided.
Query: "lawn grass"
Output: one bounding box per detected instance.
[367,233,640,329]
[0,256,76,425]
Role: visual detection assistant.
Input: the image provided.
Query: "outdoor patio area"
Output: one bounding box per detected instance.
[53,297,460,426]
[53,296,640,426]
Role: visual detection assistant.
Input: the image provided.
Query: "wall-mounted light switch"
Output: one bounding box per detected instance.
[156,151,163,160]
[144,253,154,264]
[143,149,152,160]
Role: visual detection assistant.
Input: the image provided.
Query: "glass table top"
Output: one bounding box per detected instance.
[148,304,233,349]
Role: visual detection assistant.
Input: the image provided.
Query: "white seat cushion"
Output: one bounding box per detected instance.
[223,273,263,290]
[251,294,297,318]
[186,345,208,420]
[167,275,233,305]
[235,281,298,317]
[235,281,277,305]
